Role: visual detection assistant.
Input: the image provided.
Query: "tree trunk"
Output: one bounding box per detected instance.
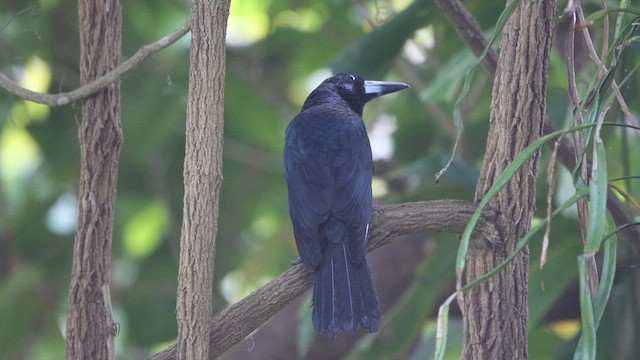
[65,1,122,359]
[462,0,556,359]
[175,0,230,359]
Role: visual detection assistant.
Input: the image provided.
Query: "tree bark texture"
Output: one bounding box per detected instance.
[65,1,122,359]
[148,200,501,360]
[176,0,230,359]
[462,1,556,359]
[435,0,640,248]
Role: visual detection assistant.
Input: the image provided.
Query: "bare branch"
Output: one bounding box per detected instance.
[147,200,500,360]
[0,21,191,107]
[433,0,498,75]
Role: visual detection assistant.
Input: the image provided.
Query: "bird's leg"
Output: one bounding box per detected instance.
[290,257,302,267]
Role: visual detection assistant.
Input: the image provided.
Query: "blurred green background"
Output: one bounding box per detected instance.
[1,0,639,359]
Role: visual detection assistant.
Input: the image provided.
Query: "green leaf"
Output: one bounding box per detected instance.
[572,220,618,360]
[436,0,520,182]
[457,123,596,275]
[575,255,597,360]
[462,187,589,292]
[435,293,457,360]
[593,228,617,327]
[585,129,607,253]
[584,8,640,27]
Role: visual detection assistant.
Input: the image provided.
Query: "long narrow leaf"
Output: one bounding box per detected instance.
[593,227,617,327]
[434,292,457,360]
[584,7,639,24]
[608,182,640,212]
[435,0,521,182]
[585,119,608,253]
[613,1,632,40]
[573,220,620,360]
[462,187,589,291]
[457,123,596,273]
[575,255,597,360]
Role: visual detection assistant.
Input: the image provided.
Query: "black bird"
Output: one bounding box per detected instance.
[284,73,409,337]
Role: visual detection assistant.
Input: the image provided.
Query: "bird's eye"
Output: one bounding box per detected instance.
[348,75,356,81]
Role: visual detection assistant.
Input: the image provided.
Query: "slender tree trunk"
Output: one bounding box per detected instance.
[175,0,230,359]
[462,0,555,359]
[65,1,122,359]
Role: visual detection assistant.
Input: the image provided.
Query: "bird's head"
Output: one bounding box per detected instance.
[303,73,409,115]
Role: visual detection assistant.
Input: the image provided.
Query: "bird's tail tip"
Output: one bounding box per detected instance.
[311,244,380,338]
[313,312,380,339]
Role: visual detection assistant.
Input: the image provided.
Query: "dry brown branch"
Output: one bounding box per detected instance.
[147,200,500,360]
[0,21,190,107]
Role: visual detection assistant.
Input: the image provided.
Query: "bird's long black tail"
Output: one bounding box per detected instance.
[312,243,380,338]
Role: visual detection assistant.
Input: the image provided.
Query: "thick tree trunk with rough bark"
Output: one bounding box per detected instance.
[175,0,230,359]
[65,1,122,359]
[462,0,556,359]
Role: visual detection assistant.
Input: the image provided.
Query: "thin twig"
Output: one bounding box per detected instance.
[542,138,561,268]
[564,1,590,249]
[600,0,609,61]
[575,2,639,131]
[0,20,191,107]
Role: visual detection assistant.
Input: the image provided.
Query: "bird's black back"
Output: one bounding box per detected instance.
[284,74,380,337]
[284,74,373,272]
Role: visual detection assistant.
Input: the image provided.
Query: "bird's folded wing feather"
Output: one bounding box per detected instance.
[285,157,331,269]
[285,115,373,269]
[331,131,372,264]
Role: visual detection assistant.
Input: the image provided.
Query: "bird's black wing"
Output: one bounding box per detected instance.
[330,120,373,265]
[285,106,373,270]
[284,113,333,270]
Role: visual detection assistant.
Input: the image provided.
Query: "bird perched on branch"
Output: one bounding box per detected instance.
[284,73,409,337]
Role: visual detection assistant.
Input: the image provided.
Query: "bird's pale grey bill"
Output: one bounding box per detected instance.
[364,80,410,98]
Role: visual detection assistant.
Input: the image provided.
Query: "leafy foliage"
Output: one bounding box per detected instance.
[0,0,638,359]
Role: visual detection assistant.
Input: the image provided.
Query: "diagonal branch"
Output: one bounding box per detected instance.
[0,21,191,107]
[147,200,501,360]
[432,0,498,75]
